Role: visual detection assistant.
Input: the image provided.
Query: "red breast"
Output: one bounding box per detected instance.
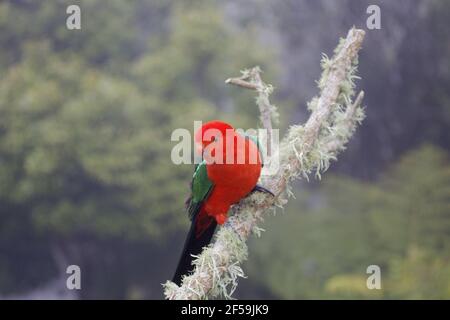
[204,132,262,223]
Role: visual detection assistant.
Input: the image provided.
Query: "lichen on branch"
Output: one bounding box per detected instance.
[163,27,366,300]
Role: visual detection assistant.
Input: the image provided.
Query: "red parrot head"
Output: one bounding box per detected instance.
[194,120,234,155]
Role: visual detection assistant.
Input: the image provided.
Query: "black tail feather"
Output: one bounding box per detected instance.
[172,216,217,286]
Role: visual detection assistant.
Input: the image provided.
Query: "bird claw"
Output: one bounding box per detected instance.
[252,184,275,197]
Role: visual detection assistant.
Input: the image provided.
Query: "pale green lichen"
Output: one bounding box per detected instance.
[279,33,365,185]
[163,29,366,300]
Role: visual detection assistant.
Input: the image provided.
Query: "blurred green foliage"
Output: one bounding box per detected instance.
[247,145,450,299]
[0,0,275,297]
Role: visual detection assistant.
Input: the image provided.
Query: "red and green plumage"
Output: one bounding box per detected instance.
[172,120,263,285]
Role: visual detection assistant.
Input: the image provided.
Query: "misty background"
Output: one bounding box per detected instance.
[0,0,449,299]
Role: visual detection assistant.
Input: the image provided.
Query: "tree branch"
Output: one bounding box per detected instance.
[163,28,366,300]
[323,90,365,154]
[226,67,277,155]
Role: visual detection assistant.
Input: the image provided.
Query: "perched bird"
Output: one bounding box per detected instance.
[172,120,271,285]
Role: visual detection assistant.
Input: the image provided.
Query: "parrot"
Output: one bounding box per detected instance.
[172,120,272,285]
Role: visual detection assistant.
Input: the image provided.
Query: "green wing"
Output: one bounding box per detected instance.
[186,160,214,220]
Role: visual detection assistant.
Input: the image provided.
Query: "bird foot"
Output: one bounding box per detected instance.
[252,184,275,197]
